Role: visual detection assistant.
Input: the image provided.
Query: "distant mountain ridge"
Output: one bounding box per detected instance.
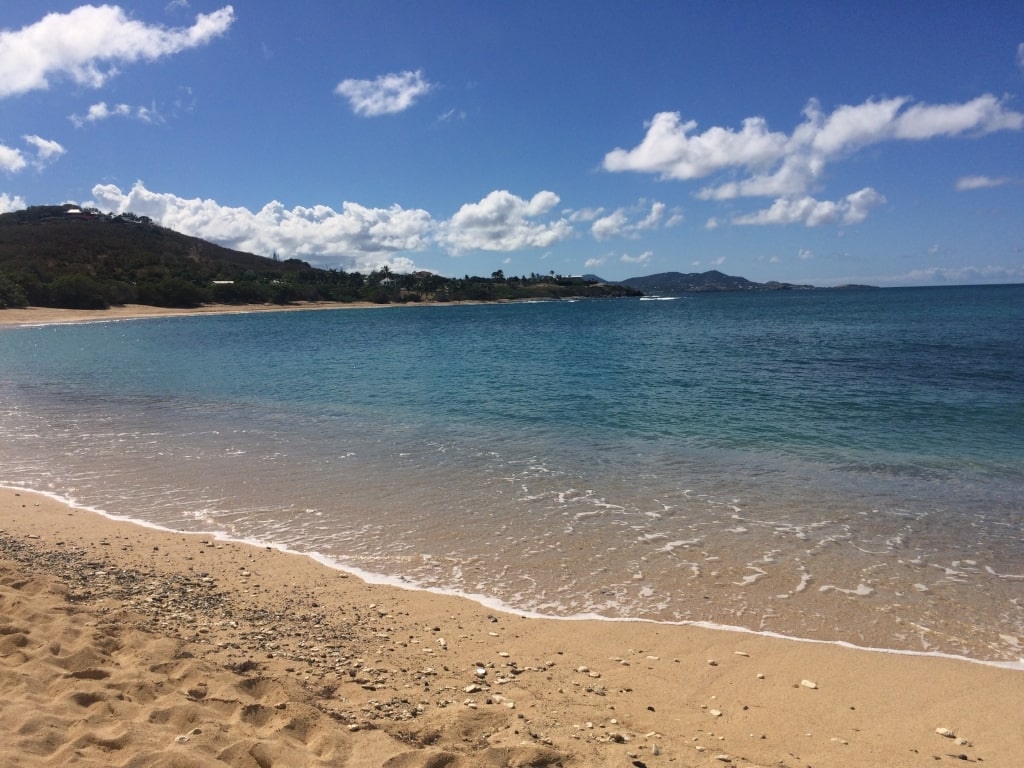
[612,270,816,294]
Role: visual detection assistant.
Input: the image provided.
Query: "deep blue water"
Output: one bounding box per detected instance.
[2,285,1022,662]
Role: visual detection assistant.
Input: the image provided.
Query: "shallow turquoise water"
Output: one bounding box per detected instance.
[2,285,1022,662]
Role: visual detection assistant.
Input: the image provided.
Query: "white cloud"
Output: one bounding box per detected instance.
[604,112,787,182]
[566,207,605,222]
[437,190,573,254]
[1018,42,1024,70]
[591,201,668,240]
[732,188,885,227]
[0,192,26,212]
[0,144,27,173]
[798,248,814,260]
[435,108,466,124]
[91,181,431,272]
[583,255,607,269]
[335,70,433,117]
[604,94,1023,225]
[955,175,1015,191]
[704,217,720,230]
[591,209,629,241]
[71,101,161,128]
[621,250,652,265]
[23,135,66,163]
[0,5,235,99]
[89,182,575,270]
[897,264,1024,286]
[0,135,65,173]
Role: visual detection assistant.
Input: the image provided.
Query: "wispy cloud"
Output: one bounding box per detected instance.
[435,108,466,125]
[621,250,652,265]
[591,201,676,241]
[70,101,161,128]
[604,94,1023,226]
[955,175,1016,191]
[732,188,885,227]
[0,5,235,99]
[335,70,434,117]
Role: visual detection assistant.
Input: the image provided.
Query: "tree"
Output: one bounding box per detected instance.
[0,270,27,308]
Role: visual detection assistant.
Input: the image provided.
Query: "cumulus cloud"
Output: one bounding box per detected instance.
[0,192,26,212]
[591,209,629,241]
[732,187,886,227]
[606,95,1023,196]
[955,175,1015,190]
[335,70,433,117]
[71,101,161,128]
[437,190,573,254]
[605,112,787,182]
[89,182,575,270]
[0,5,235,99]
[0,144,27,174]
[1018,42,1024,70]
[604,94,1023,226]
[0,135,65,173]
[91,181,431,272]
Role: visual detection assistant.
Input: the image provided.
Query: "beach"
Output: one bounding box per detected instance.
[2,485,1022,768]
[0,302,392,327]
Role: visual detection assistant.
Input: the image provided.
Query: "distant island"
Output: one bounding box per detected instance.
[603,270,814,293]
[0,204,870,311]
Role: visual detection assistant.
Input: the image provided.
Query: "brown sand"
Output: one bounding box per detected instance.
[0,302,392,327]
[1,487,1020,768]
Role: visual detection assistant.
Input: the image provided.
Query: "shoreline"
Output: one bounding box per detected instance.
[7,485,1020,674]
[0,301,431,327]
[2,485,1022,767]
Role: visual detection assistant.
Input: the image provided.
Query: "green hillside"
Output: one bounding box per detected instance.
[0,205,639,309]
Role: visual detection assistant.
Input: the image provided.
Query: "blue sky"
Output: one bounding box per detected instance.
[2,1,1023,286]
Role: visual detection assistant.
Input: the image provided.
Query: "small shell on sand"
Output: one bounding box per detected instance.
[800,679,818,689]
[935,727,956,738]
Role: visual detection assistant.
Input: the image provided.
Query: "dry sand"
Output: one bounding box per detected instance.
[0,302,388,327]
[1,486,1021,768]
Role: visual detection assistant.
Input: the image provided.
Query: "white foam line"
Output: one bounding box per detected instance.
[4,482,1023,673]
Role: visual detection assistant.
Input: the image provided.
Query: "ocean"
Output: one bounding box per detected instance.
[2,285,1022,664]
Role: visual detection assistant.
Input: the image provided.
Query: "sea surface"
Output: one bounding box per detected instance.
[1,285,1022,665]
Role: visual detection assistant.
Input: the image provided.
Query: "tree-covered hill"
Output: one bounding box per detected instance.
[618,270,815,293]
[0,205,640,309]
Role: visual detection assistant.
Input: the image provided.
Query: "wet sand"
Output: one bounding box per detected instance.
[1,486,1021,767]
